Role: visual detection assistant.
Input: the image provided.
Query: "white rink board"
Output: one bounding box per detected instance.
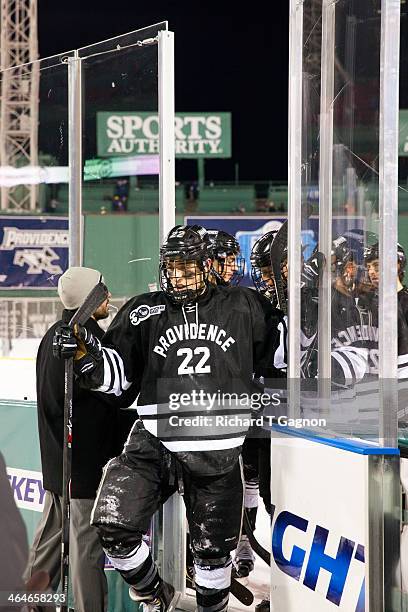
[0,357,36,401]
[270,434,366,611]
[0,338,39,401]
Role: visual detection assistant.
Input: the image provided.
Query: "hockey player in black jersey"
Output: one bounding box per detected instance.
[54,225,284,612]
[251,230,288,308]
[207,229,245,286]
[328,236,370,386]
[364,241,408,378]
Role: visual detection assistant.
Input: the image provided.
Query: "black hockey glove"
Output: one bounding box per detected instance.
[53,324,78,359]
[301,251,325,289]
[71,324,103,377]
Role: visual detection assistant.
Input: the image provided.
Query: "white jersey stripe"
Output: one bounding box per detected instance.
[96,347,131,396]
[161,437,245,452]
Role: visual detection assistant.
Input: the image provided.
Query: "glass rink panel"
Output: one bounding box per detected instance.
[0,54,72,398]
[79,25,164,297]
[291,0,399,447]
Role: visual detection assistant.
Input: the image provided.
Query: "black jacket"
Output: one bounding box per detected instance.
[36,310,132,498]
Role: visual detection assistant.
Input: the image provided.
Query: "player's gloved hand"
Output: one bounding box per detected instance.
[52,324,78,359]
[301,251,326,288]
[72,324,104,378]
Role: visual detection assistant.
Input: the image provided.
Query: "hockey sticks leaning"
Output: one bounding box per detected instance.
[60,281,109,612]
[243,509,271,567]
[270,204,314,315]
[270,220,288,314]
[186,564,254,606]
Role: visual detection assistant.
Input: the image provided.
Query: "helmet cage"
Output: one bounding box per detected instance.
[211,250,245,286]
[159,256,209,304]
[250,263,278,304]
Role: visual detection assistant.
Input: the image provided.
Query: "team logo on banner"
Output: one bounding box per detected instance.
[0,216,69,289]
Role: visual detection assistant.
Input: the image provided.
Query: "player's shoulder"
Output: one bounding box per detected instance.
[227,286,285,320]
[215,285,257,305]
[124,291,165,308]
[399,287,408,309]
[399,286,408,300]
[115,291,168,324]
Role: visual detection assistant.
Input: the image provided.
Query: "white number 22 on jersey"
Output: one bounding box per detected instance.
[177,347,211,375]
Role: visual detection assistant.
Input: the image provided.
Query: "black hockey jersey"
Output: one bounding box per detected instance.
[330,288,374,383]
[299,287,368,385]
[77,285,285,473]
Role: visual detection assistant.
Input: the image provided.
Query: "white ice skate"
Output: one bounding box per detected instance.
[234,534,256,578]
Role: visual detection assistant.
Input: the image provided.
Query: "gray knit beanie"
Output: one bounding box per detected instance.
[58,266,104,310]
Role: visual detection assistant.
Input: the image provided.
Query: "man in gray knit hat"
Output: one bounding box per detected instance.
[24,266,125,612]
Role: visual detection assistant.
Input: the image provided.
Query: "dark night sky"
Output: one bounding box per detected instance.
[37,3,408,183]
[38,4,289,182]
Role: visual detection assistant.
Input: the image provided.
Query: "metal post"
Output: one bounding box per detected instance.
[287,0,303,384]
[378,0,400,448]
[68,52,83,267]
[318,0,335,383]
[158,30,175,244]
[158,29,185,595]
[379,2,401,605]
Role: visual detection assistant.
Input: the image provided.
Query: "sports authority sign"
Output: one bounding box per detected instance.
[97,112,231,158]
[0,216,68,289]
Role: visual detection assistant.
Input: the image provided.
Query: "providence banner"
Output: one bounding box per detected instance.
[97,112,231,158]
[0,216,69,289]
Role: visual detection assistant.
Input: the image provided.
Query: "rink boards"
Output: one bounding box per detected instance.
[0,399,139,612]
[270,428,400,611]
[0,397,404,611]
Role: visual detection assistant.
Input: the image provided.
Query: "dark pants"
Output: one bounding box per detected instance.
[92,421,243,582]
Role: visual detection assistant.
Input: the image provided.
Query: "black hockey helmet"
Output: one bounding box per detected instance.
[207,229,245,286]
[159,225,211,304]
[331,236,355,273]
[363,242,379,264]
[250,230,287,304]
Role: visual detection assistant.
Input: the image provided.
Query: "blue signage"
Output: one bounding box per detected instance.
[0,216,69,289]
[272,509,365,610]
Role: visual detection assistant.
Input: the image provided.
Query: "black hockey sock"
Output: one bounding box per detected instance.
[195,585,230,612]
[118,553,160,595]
[242,506,258,534]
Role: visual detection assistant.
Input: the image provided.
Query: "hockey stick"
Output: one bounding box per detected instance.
[60,281,108,611]
[243,509,272,567]
[270,220,288,314]
[270,205,314,315]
